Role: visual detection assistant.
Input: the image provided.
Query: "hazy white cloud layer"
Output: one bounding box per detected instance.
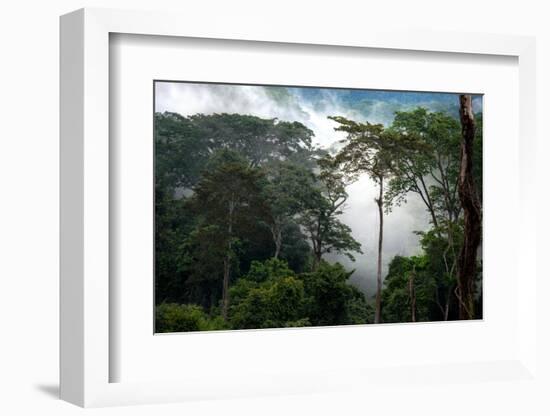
[155,82,478,297]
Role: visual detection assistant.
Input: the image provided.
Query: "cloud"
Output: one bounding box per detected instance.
[155,82,473,298]
[155,82,353,148]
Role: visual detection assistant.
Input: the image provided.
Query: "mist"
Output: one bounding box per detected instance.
[155,81,470,298]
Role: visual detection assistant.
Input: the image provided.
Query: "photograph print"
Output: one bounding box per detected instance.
[154,81,483,333]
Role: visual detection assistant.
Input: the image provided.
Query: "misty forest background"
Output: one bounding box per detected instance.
[155,85,482,332]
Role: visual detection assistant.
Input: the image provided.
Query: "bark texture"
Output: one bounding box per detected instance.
[457,95,482,320]
[374,175,384,324]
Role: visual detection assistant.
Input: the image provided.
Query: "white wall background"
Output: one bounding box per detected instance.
[0,0,547,415]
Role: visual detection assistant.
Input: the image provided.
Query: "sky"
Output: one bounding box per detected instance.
[155,81,482,297]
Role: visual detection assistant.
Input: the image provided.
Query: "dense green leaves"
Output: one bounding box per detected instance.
[244,258,296,283]
[155,303,227,332]
[229,275,308,329]
[154,112,314,191]
[228,259,371,330]
[300,262,372,326]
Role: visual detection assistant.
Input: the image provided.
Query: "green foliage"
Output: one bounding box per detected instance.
[277,222,312,273]
[418,224,463,285]
[155,194,195,304]
[193,150,266,224]
[345,286,374,324]
[225,259,371,329]
[263,161,316,218]
[154,112,207,190]
[261,160,317,258]
[381,256,432,323]
[155,303,227,333]
[229,259,305,330]
[300,262,372,326]
[330,116,394,183]
[386,107,463,223]
[155,112,314,190]
[299,154,362,265]
[381,222,482,323]
[229,275,308,329]
[177,224,228,309]
[244,257,296,283]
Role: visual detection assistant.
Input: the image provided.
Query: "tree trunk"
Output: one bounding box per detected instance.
[418,175,439,230]
[222,254,230,320]
[271,222,282,259]
[456,95,482,320]
[444,286,452,321]
[374,175,384,324]
[312,245,322,271]
[274,232,282,259]
[409,269,416,323]
[311,217,323,271]
[222,198,235,321]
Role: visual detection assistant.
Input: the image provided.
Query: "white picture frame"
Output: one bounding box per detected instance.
[60,7,537,408]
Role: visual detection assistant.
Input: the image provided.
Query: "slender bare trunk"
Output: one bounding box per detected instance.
[274,233,282,259]
[374,175,384,324]
[444,286,452,321]
[270,222,283,259]
[408,270,416,322]
[457,95,481,320]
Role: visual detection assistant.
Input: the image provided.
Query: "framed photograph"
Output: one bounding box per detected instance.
[60,8,537,408]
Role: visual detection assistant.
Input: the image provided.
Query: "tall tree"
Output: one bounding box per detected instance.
[331,116,394,324]
[416,226,462,321]
[299,154,362,269]
[456,95,482,320]
[386,108,464,317]
[193,150,266,320]
[262,161,316,259]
